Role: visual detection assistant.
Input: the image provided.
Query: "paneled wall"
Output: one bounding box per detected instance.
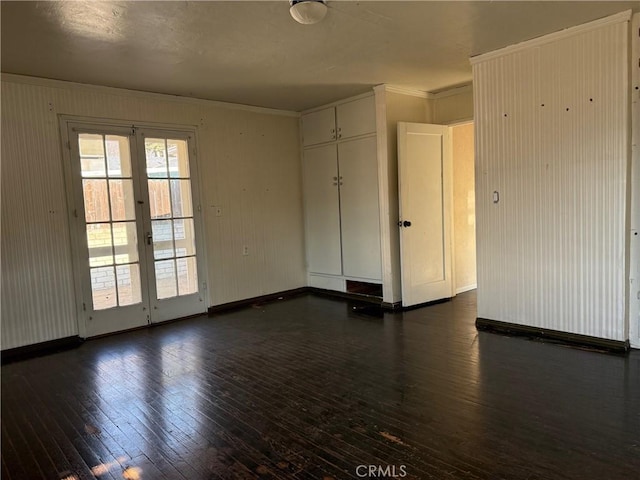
[472,13,631,341]
[1,75,306,350]
[630,13,640,349]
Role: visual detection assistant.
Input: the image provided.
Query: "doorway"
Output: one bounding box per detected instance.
[396,120,476,307]
[451,121,477,294]
[62,120,207,337]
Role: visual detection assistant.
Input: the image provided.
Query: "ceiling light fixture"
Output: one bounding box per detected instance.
[289,0,327,25]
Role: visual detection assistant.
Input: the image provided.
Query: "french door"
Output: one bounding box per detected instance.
[65,121,206,337]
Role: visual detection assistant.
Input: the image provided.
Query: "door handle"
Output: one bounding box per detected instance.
[146,232,153,245]
[397,220,412,227]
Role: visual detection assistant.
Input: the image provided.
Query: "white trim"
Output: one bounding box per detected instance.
[629,13,640,349]
[302,90,374,115]
[58,119,87,338]
[374,85,396,304]
[446,117,474,127]
[59,114,199,131]
[430,84,473,99]
[470,10,633,65]
[1,73,300,118]
[383,84,432,99]
[456,284,477,295]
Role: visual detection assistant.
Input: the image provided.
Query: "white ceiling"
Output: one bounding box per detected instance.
[2,1,639,111]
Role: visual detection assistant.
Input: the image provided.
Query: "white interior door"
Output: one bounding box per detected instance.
[66,122,207,337]
[397,122,454,307]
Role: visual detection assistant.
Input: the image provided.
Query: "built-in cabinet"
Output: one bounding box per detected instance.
[301,94,382,291]
[302,96,377,147]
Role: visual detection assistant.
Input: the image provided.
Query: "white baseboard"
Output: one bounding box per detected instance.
[456,284,477,294]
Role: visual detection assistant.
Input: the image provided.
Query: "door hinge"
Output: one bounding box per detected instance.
[82,302,86,311]
[66,140,71,150]
[197,204,202,212]
[73,209,78,218]
[203,281,207,290]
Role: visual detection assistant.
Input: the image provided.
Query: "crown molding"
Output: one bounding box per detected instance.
[430,84,473,99]
[382,84,433,99]
[0,73,300,117]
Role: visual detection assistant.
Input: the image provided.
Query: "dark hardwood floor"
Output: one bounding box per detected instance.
[2,291,639,480]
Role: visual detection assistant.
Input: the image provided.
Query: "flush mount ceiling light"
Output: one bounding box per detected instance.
[289,0,327,25]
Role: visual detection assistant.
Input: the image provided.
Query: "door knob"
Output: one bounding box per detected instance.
[397,220,412,227]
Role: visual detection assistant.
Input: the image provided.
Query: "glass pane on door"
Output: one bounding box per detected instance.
[145,138,198,300]
[79,133,142,309]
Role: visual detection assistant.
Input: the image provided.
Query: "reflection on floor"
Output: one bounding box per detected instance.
[2,291,639,479]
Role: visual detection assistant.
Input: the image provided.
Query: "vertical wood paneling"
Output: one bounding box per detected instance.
[1,83,78,347]
[1,77,305,350]
[630,13,640,349]
[472,18,629,341]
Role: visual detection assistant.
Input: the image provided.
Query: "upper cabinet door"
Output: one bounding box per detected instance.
[301,107,336,147]
[336,96,376,140]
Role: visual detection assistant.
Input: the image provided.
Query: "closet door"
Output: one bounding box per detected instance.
[336,96,376,139]
[301,107,336,146]
[338,136,382,280]
[303,144,342,275]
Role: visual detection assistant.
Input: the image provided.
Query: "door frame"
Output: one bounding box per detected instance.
[59,115,209,338]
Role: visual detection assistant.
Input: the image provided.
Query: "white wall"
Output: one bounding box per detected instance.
[432,86,473,125]
[1,75,306,350]
[472,12,631,341]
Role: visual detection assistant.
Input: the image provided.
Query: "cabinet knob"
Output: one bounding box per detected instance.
[333,176,338,181]
[397,220,412,228]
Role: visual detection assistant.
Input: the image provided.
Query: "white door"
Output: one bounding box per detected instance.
[303,144,342,275]
[66,122,207,337]
[338,136,382,280]
[397,122,454,307]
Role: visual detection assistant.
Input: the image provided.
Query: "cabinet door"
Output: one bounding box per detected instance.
[338,137,382,280]
[303,145,342,275]
[301,107,336,146]
[336,96,376,140]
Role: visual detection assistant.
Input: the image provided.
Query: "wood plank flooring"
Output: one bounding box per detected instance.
[2,291,639,479]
